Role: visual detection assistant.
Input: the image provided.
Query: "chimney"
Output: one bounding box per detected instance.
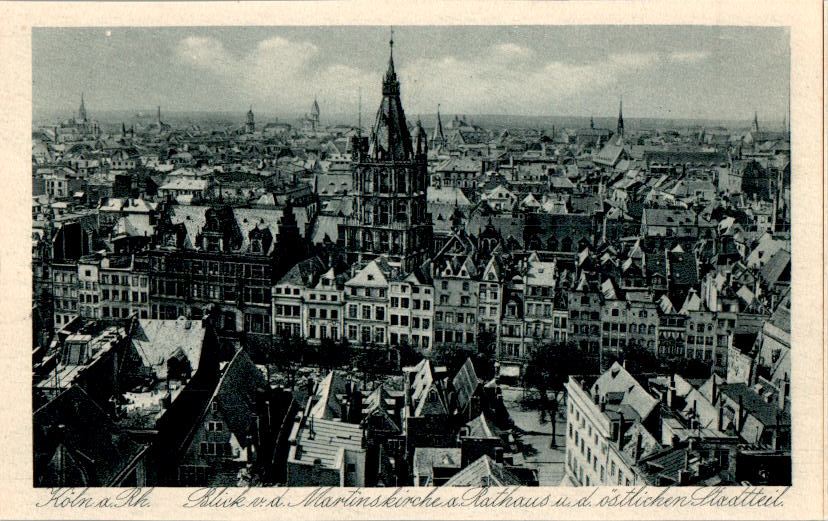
[469,395,482,420]
[634,431,643,462]
[734,395,743,432]
[667,377,676,409]
[778,377,789,411]
[771,411,782,451]
[711,377,718,404]
[350,387,363,424]
[494,447,504,464]
[244,432,257,462]
[341,397,350,422]
[717,402,724,431]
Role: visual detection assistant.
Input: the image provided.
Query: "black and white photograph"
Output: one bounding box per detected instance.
[29,23,795,491]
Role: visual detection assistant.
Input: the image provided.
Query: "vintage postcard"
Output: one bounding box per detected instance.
[0,1,824,520]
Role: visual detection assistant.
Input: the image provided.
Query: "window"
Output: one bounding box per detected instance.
[207,421,223,432]
[349,304,358,318]
[441,281,448,290]
[391,297,399,308]
[462,282,470,292]
[375,307,384,321]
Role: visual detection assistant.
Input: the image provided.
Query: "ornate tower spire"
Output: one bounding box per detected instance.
[752,110,760,133]
[383,27,400,96]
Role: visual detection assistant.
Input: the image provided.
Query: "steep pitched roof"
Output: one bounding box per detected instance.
[212,349,269,447]
[442,455,523,487]
[130,318,207,379]
[452,358,480,412]
[34,386,145,487]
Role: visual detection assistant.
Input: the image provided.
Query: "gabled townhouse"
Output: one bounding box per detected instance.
[343,258,391,346]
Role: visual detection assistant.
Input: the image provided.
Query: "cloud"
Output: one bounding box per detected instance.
[493,43,533,60]
[609,52,659,68]
[174,35,666,116]
[399,48,661,115]
[670,50,710,63]
[176,35,376,114]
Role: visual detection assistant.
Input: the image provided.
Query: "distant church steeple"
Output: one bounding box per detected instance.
[246,105,255,133]
[752,110,760,133]
[78,93,87,123]
[616,97,624,136]
[432,103,445,148]
[157,105,162,125]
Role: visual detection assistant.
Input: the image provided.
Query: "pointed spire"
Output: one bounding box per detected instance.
[616,97,624,136]
[383,27,400,96]
[432,103,445,145]
[590,115,595,129]
[752,110,759,133]
[79,92,87,122]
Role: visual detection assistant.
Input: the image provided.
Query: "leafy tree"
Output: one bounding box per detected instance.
[524,341,597,446]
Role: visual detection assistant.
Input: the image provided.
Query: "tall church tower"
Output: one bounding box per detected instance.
[246,105,255,133]
[341,32,431,274]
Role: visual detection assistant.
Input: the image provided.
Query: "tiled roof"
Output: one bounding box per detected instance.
[464,413,502,440]
[442,455,523,487]
[212,349,269,447]
[291,417,364,469]
[131,318,206,379]
[452,358,480,412]
[592,362,659,423]
[34,386,145,486]
[413,447,462,475]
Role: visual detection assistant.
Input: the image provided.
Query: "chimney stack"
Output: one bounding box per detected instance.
[735,395,743,432]
[634,431,643,462]
[778,376,789,411]
[667,375,676,409]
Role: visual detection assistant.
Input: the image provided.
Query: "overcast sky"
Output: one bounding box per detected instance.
[33,26,790,122]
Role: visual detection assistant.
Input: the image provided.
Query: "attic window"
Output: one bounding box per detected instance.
[367,274,374,281]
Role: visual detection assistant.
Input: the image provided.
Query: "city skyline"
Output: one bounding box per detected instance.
[33,26,790,121]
